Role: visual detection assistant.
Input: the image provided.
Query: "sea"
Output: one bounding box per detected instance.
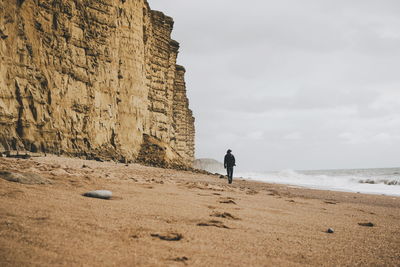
[236,167,400,197]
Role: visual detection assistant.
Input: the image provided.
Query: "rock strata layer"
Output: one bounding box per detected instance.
[0,0,195,167]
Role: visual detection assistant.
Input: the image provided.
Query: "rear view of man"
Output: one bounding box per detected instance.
[224,149,236,184]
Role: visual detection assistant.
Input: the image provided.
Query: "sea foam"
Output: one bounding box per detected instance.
[237,167,400,196]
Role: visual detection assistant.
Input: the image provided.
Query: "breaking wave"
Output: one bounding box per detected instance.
[237,168,400,196]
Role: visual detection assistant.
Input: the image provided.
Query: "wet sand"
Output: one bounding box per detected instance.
[0,156,399,266]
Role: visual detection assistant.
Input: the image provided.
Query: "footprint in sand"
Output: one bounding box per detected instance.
[197,220,230,229]
[171,256,189,264]
[324,200,338,205]
[267,190,280,197]
[150,232,183,241]
[219,200,236,204]
[358,222,374,227]
[219,197,237,204]
[357,209,376,215]
[149,178,164,185]
[28,216,50,225]
[211,211,240,220]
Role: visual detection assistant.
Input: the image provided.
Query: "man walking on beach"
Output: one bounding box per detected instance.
[224,149,236,184]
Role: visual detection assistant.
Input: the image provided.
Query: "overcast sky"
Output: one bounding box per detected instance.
[150,0,400,171]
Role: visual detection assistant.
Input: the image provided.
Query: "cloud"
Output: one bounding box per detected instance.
[370,89,400,112]
[339,131,400,145]
[283,132,302,140]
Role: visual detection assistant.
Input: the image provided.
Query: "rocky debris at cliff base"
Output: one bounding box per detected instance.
[83,190,113,200]
[0,171,51,185]
[2,151,46,159]
[6,153,31,159]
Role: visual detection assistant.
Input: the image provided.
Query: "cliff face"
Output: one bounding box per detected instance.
[0,0,195,167]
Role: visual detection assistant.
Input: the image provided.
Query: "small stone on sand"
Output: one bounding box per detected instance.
[327,228,334,233]
[83,190,112,200]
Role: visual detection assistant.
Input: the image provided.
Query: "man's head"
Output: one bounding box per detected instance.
[227,149,232,153]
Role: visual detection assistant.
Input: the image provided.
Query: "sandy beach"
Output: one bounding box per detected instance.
[0,155,399,266]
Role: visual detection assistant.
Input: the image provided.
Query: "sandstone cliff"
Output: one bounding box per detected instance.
[0,0,195,167]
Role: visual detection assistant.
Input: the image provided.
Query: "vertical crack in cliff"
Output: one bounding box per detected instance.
[17,0,25,8]
[15,81,24,139]
[110,129,117,149]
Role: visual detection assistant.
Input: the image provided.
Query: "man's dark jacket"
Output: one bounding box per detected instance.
[224,153,236,168]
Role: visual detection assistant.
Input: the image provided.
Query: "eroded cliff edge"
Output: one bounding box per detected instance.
[0,0,195,167]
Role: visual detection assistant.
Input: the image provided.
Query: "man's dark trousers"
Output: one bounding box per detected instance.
[227,166,234,184]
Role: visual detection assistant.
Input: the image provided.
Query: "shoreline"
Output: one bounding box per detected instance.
[239,177,400,198]
[1,156,399,266]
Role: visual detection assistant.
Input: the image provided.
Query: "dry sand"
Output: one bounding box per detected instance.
[0,156,399,266]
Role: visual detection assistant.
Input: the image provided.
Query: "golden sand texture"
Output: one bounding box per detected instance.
[0,156,399,266]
